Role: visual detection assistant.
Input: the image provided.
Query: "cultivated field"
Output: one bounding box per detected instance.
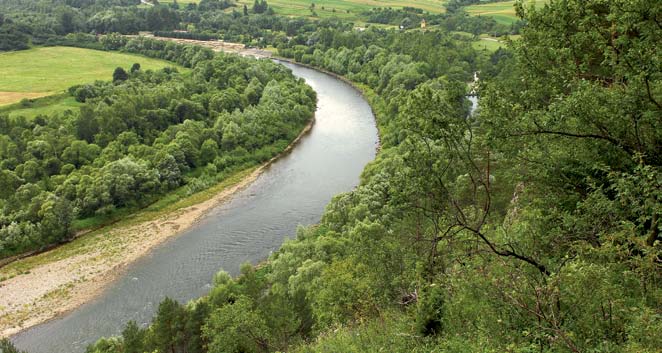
[0,46,181,106]
[465,0,547,24]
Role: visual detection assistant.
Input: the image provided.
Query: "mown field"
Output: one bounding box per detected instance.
[0,46,181,106]
[465,0,547,24]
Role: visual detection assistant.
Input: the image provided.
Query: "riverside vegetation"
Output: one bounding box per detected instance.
[0,36,316,259]
[1,0,661,352]
[81,1,660,353]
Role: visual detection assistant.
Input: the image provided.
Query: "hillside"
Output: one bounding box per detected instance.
[465,0,547,24]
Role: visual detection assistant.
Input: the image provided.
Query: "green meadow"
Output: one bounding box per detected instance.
[0,46,182,106]
[160,0,445,21]
[0,95,82,119]
[465,0,547,25]
[243,0,444,21]
[472,37,505,51]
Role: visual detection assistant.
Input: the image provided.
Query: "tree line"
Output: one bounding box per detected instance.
[0,0,515,54]
[154,30,218,41]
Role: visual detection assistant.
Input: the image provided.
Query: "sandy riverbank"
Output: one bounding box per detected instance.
[0,118,314,338]
[129,33,274,58]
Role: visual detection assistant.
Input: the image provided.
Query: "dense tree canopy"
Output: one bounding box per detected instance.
[0,37,315,258]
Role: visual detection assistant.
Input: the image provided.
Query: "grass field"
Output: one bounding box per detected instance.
[465,0,547,25]
[451,31,508,52]
[472,37,505,51]
[0,95,82,119]
[160,0,444,21]
[0,46,182,106]
[247,0,444,20]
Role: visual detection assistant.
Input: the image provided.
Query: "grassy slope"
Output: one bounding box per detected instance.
[452,31,507,52]
[0,47,182,106]
[472,37,504,51]
[0,95,82,119]
[245,0,444,22]
[465,0,547,25]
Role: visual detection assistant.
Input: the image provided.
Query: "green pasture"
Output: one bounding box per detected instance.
[0,46,182,105]
[0,95,82,119]
[472,37,505,51]
[161,0,445,21]
[248,0,444,20]
[465,0,547,25]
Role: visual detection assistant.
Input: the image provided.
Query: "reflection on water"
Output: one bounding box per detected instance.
[12,61,379,353]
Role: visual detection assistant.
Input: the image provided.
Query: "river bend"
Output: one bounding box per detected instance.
[12,61,379,352]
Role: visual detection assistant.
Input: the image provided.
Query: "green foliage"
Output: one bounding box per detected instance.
[293,311,440,353]
[112,67,129,82]
[252,0,269,14]
[0,37,315,259]
[85,337,122,353]
[415,285,444,336]
[121,321,145,353]
[151,297,189,352]
[204,296,270,353]
[154,30,218,41]
[0,339,26,353]
[50,0,662,352]
[0,18,29,51]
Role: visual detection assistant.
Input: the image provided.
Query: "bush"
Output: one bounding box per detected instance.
[415,285,444,336]
[154,31,218,41]
[0,338,26,353]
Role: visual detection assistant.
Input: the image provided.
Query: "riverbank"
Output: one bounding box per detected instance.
[127,33,274,58]
[0,118,314,338]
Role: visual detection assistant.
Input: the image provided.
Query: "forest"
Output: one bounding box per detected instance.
[0,37,315,258]
[71,1,658,353]
[1,0,660,352]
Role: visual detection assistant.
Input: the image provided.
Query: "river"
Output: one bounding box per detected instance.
[11,61,379,352]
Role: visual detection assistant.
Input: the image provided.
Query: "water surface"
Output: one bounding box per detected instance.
[12,61,379,353]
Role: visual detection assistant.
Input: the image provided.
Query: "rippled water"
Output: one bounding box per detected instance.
[12,61,379,353]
